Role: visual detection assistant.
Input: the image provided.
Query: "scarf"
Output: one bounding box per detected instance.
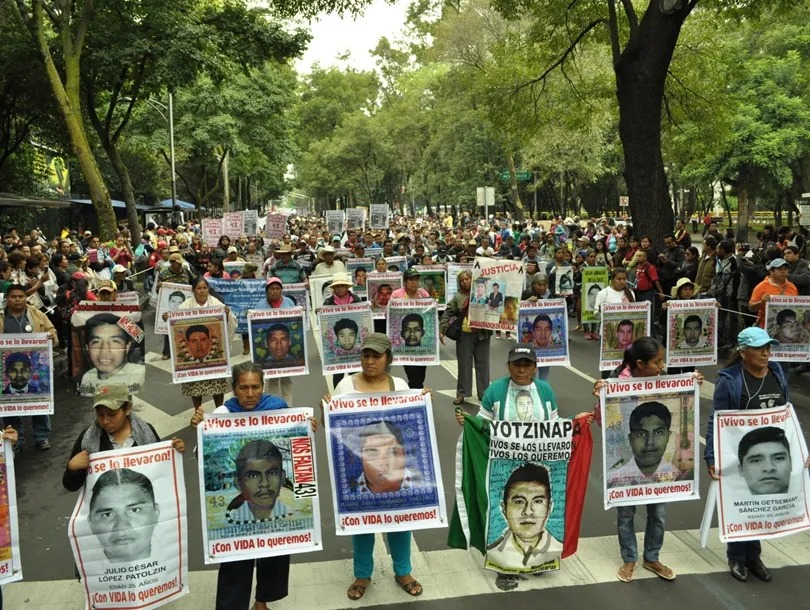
[80,413,157,453]
[222,393,288,413]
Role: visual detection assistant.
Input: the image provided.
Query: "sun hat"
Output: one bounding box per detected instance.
[330,272,352,287]
[671,277,694,298]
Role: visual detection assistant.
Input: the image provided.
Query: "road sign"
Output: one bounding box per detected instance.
[619,196,629,207]
[476,186,495,208]
[500,170,532,182]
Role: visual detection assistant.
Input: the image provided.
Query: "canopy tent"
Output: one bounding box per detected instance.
[70,198,151,211]
[158,198,196,210]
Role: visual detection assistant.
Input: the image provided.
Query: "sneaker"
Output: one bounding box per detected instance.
[36,440,51,451]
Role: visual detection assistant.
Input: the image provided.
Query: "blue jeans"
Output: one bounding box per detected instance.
[3,415,50,446]
[352,531,412,578]
[616,503,666,563]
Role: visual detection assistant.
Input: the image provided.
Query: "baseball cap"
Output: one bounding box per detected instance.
[361,333,391,353]
[169,253,184,263]
[737,327,779,349]
[265,276,283,287]
[97,280,116,293]
[112,264,127,274]
[508,343,538,363]
[766,258,789,270]
[227,246,238,254]
[403,269,420,280]
[71,271,87,280]
[93,384,131,410]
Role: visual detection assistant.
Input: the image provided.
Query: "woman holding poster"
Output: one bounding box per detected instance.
[327,333,426,601]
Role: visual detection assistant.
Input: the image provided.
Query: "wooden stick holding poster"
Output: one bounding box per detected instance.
[197,409,321,564]
[0,333,54,416]
[168,307,231,383]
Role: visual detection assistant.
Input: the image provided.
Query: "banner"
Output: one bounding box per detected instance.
[325,210,344,236]
[469,258,524,332]
[323,391,446,535]
[581,267,609,323]
[198,409,321,564]
[264,213,287,240]
[167,307,231,383]
[369,204,389,229]
[346,208,365,231]
[414,265,447,309]
[243,210,259,237]
[600,374,699,509]
[765,295,810,361]
[446,263,474,303]
[384,256,407,273]
[517,299,570,367]
[368,272,402,320]
[68,442,188,610]
[318,303,373,374]
[714,404,810,542]
[155,283,193,335]
[0,333,54,416]
[282,283,310,331]
[599,302,651,371]
[247,308,308,379]
[207,278,266,334]
[665,299,718,367]
[484,419,572,573]
[0,439,22,585]
[201,218,223,247]
[386,299,440,366]
[71,302,145,396]
[223,212,244,240]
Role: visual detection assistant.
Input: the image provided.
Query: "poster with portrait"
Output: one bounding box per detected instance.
[318,303,373,375]
[264,213,287,240]
[600,375,699,509]
[469,258,524,333]
[554,265,574,297]
[309,275,335,317]
[325,210,344,236]
[765,295,810,362]
[384,256,407,273]
[714,404,810,543]
[71,302,146,396]
[222,261,246,280]
[243,210,259,237]
[346,258,373,298]
[599,302,651,371]
[484,419,572,574]
[247,308,308,379]
[581,267,609,324]
[0,333,54,416]
[155,282,193,335]
[517,299,569,367]
[282,283,310,331]
[386,299,440,366]
[223,211,244,241]
[0,439,22,586]
[202,218,224,247]
[446,263,474,303]
[414,265,447,309]
[198,409,321,564]
[323,391,446,535]
[68,442,188,610]
[367,272,402,320]
[665,299,718,367]
[369,204,389,229]
[207,277,266,334]
[167,307,231,383]
[346,208,365,231]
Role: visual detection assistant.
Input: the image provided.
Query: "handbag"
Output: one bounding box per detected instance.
[445,298,468,341]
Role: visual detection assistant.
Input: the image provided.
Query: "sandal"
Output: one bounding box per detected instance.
[617,561,636,583]
[642,560,676,580]
[347,579,370,600]
[394,575,423,597]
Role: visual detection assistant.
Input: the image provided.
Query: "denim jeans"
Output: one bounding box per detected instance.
[353,531,412,579]
[616,503,666,563]
[4,415,50,446]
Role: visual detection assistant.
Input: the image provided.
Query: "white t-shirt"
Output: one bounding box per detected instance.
[594,285,635,313]
[334,374,409,395]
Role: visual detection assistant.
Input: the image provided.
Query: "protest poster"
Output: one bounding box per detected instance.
[71,302,146,396]
[384,256,407,273]
[346,258,373,297]
[0,439,21,586]
[223,211,244,240]
[243,209,259,237]
[369,204,389,229]
[414,265,447,309]
[198,409,321,564]
[207,277,266,334]
[386,299,440,366]
[469,257,524,333]
[365,247,383,259]
[155,282,193,335]
[554,265,574,296]
[581,267,609,324]
[323,390,446,535]
[765,295,810,362]
[368,272,402,320]
[167,307,231,383]
[599,302,651,371]
[0,333,54,416]
[600,374,699,509]
[446,263,474,303]
[117,292,141,307]
[318,303,373,375]
[665,299,718,367]
[264,213,287,240]
[247,308,308,379]
[346,208,365,231]
[517,299,569,367]
[325,210,344,236]
[282,282,310,330]
[222,261,245,279]
[201,218,223,247]
[484,419,572,574]
[714,404,810,543]
[68,442,188,610]
[309,275,335,315]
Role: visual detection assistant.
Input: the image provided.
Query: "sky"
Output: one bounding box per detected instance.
[295,0,411,74]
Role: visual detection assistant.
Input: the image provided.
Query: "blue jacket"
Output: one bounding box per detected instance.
[704,362,788,466]
[223,393,288,413]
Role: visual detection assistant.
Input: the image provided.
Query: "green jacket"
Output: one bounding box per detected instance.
[481,376,558,421]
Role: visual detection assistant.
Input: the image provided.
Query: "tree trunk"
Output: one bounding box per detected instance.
[736,173,750,244]
[104,142,142,244]
[505,152,524,220]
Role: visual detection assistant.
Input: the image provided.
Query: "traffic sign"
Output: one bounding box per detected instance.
[500,170,532,182]
[619,196,629,207]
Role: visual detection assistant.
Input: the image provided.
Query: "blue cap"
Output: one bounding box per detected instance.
[737,327,779,349]
[766,258,789,271]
